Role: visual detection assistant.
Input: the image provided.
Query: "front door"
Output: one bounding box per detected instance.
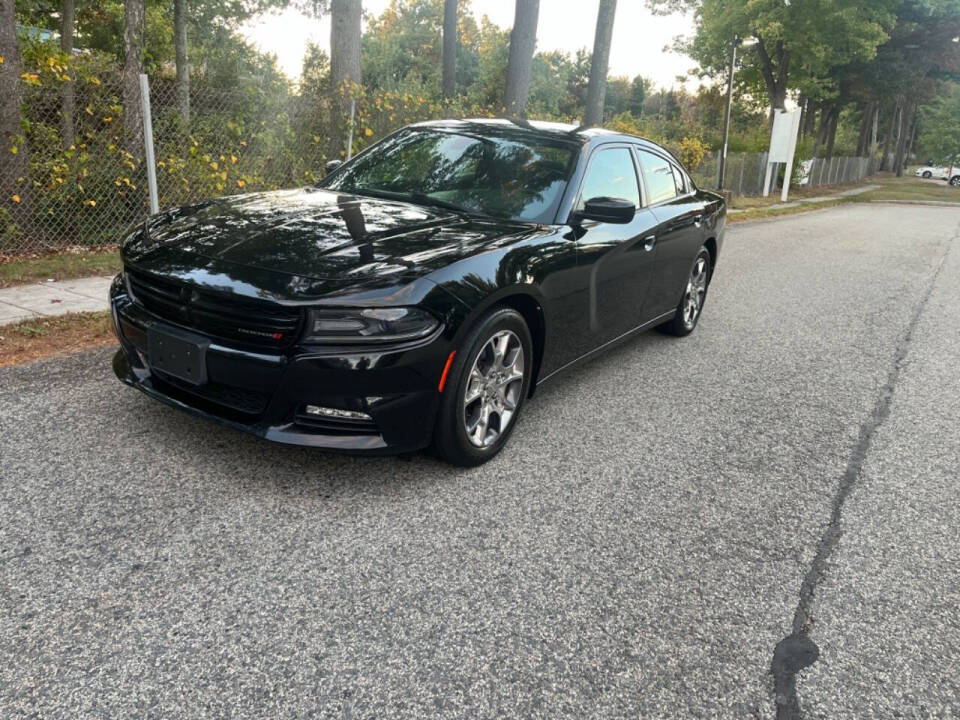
[573,146,661,350]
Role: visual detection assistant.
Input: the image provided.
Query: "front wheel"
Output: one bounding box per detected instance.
[922,171,933,179]
[432,307,533,466]
[658,248,712,337]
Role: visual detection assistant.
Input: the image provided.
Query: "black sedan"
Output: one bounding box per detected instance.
[111,119,725,465]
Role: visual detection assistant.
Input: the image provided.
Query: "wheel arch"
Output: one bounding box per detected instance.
[704,236,718,274]
[451,285,547,399]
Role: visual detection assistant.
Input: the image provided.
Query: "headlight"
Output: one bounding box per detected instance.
[303,307,440,344]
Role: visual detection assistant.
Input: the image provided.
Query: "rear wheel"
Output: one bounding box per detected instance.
[658,248,712,337]
[951,176,960,187]
[433,307,532,466]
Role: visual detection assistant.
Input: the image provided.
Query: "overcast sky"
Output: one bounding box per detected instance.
[241,0,698,90]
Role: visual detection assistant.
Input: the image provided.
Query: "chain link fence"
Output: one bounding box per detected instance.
[692,152,880,197]
[1,69,884,256]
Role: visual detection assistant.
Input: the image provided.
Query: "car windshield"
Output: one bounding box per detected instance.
[320,128,579,223]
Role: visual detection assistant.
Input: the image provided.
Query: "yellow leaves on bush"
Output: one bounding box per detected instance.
[365,128,373,137]
[237,179,246,188]
[85,200,96,207]
[85,106,93,115]
[231,155,238,165]
[88,76,101,86]
[210,161,219,171]
[102,116,113,123]
[677,137,707,170]
[240,141,248,148]
[11,194,21,204]
[0,56,4,64]
[21,73,41,86]
[9,146,17,155]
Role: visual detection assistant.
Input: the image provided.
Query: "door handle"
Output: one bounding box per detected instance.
[644,235,657,251]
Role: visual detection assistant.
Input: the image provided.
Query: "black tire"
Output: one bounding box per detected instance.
[922,171,933,179]
[432,307,533,466]
[658,247,712,338]
[951,176,960,187]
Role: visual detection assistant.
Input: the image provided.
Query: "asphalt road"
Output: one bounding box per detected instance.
[2,204,958,719]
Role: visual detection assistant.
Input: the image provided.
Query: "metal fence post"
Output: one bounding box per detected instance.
[139,73,159,215]
[737,152,746,196]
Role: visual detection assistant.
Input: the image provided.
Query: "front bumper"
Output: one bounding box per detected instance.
[110,276,454,454]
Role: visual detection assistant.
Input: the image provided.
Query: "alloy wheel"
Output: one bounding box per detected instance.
[463,329,525,448]
[682,255,709,328]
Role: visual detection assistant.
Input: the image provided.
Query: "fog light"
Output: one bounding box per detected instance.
[303,405,373,421]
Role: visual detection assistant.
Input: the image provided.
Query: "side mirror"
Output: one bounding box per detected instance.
[325,160,343,176]
[574,196,636,225]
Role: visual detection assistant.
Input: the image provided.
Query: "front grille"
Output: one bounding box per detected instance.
[126,269,302,349]
[153,371,269,416]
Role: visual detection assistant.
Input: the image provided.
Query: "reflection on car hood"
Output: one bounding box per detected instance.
[125,188,536,287]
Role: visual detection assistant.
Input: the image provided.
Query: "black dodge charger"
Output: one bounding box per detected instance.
[111,119,726,465]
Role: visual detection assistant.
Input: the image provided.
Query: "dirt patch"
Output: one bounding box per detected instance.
[0,312,117,367]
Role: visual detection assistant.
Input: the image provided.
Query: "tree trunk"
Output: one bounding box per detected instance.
[879,101,899,171]
[803,100,819,139]
[60,0,76,148]
[504,0,539,117]
[812,106,829,158]
[442,0,457,99]
[902,112,918,175]
[122,0,145,159]
[824,107,839,161]
[174,0,190,125]
[868,103,879,160]
[583,0,617,127]
[0,0,31,231]
[797,94,807,137]
[756,35,789,124]
[856,102,873,157]
[329,0,362,160]
[893,101,915,178]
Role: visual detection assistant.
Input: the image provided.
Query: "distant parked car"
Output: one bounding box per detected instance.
[914,164,950,180]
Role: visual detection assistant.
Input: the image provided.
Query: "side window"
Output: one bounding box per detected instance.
[577,148,641,210]
[637,150,677,205]
[671,164,688,195]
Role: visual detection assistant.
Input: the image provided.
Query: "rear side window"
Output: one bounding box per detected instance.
[577,148,641,210]
[637,150,677,205]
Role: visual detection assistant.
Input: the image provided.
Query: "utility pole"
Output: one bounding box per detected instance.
[718,35,740,191]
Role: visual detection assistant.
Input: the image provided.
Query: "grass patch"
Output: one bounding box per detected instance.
[729,199,850,224]
[0,248,121,288]
[0,311,116,367]
[853,175,960,204]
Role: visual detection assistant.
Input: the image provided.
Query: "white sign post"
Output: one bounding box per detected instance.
[763,109,802,202]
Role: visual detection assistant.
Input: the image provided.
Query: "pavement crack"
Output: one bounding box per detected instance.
[769,220,959,720]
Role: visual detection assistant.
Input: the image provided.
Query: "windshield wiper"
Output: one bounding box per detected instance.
[406,193,472,216]
[340,186,475,217]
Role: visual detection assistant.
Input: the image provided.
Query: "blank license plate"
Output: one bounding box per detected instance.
[147,325,210,386]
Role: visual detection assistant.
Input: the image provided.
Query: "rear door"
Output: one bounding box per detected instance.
[636,149,707,318]
[573,145,660,348]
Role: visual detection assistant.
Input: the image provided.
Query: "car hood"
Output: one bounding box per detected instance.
[124,188,536,296]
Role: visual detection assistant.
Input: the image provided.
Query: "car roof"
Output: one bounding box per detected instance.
[409,117,663,150]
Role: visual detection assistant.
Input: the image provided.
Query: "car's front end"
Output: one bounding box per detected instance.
[107,188,528,454]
